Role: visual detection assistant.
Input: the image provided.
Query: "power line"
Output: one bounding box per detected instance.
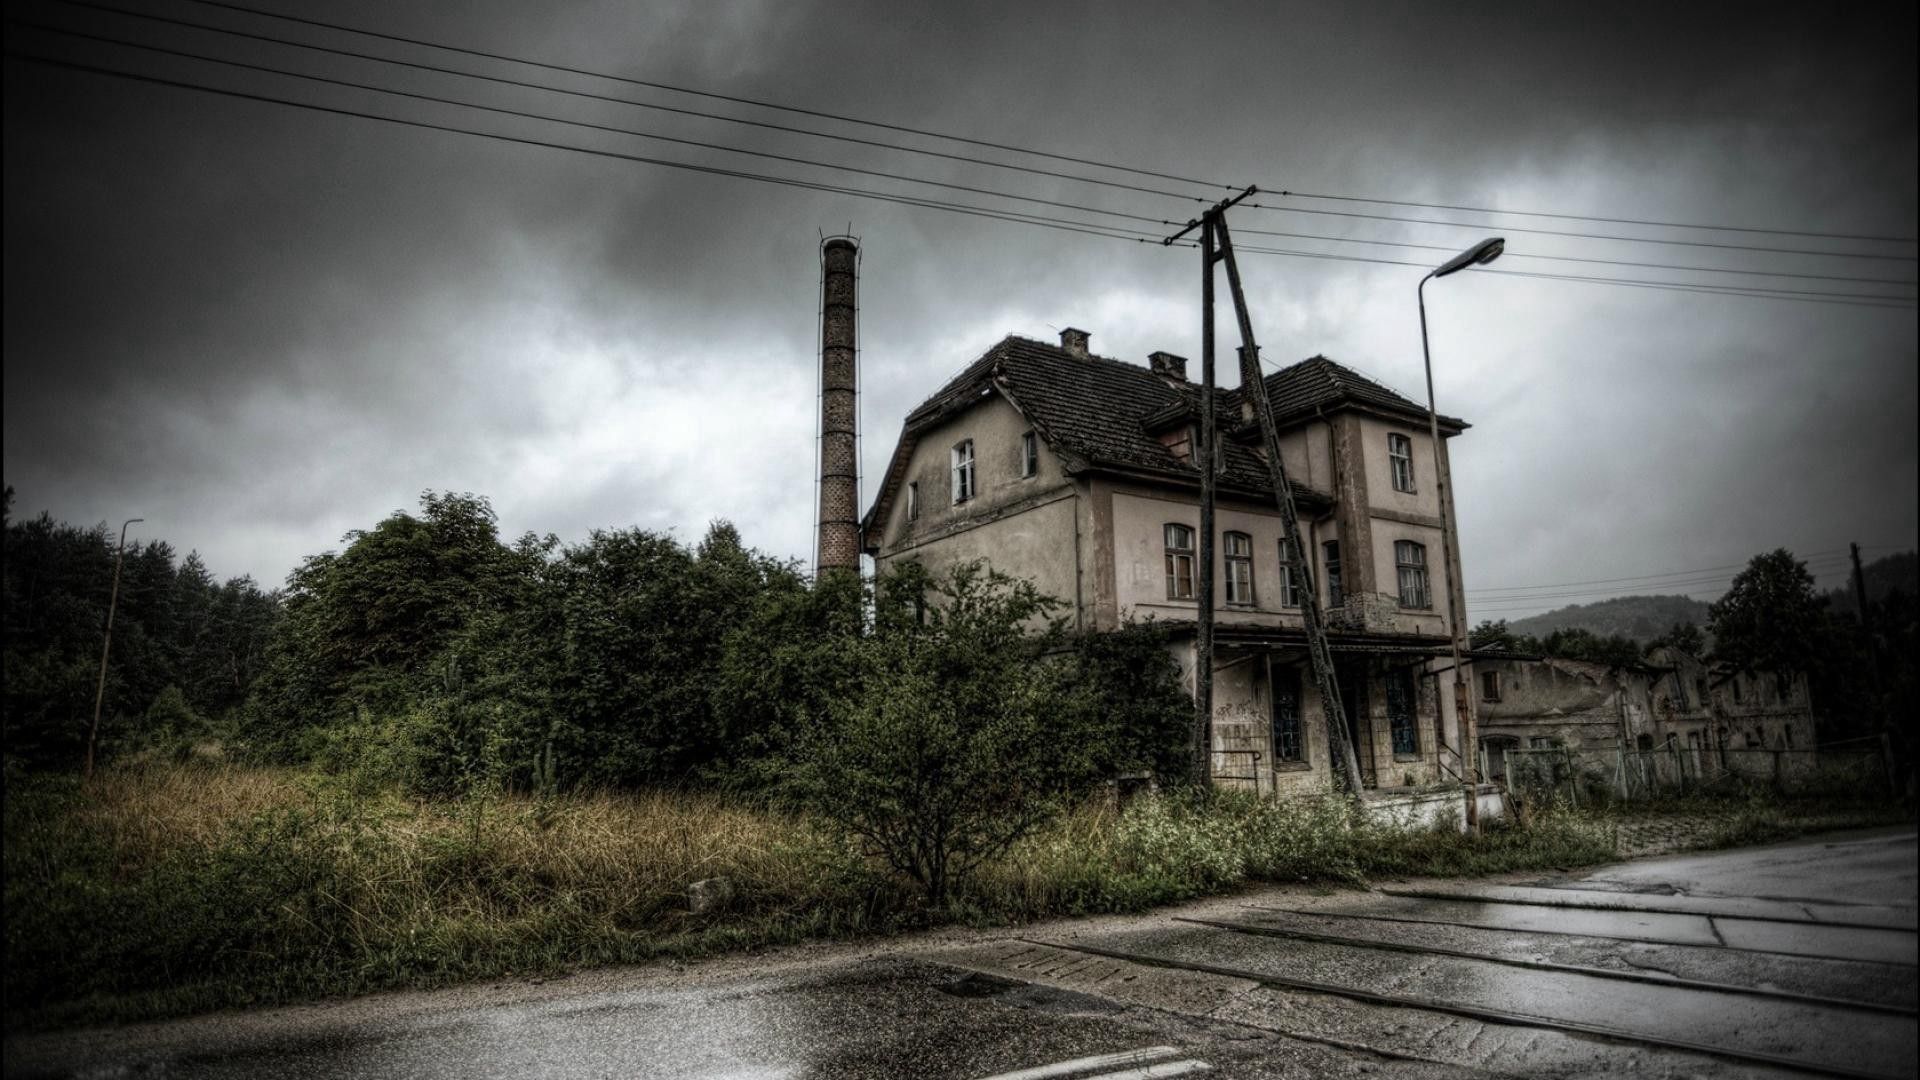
[175,0,1232,191]
[56,3,1920,295]
[9,42,1914,311]
[144,0,1920,263]
[1233,243,1916,308]
[1265,189,1918,246]
[1244,200,1919,263]
[1468,551,1849,595]
[1231,224,1916,288]
[12,19,1186,230]
[0,50,1177,247]
[52,0,1213,206]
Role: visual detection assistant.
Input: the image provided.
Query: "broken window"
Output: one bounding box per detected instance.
[1276,536,1301,608]
[1224,531,1254,605]
[1480,670,1501,702]
[1020,430,1038,478]
[1389,433,1415,492]
[1164,523,1195,600]
[1273,665,1304,763]
[1395,540,1431,609]
[1386,669,1419,756]
[906,482,919,522]
[951,440,975,503]
[1323,540,1343,607]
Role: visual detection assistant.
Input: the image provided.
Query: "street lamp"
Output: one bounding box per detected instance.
[86,516,143,780]
[1419,237,1501,831]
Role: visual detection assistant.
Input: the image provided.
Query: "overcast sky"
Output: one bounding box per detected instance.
[5,0,1915,618]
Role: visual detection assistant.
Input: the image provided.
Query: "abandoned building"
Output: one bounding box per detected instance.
[1474,646,1817,786]
[861,328,1486,797]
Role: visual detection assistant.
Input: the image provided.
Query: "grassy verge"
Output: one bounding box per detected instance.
[4,762,1905,1032]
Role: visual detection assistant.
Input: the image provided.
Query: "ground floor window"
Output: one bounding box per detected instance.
[1272,665,1303,763]
[1386,669,1418,756]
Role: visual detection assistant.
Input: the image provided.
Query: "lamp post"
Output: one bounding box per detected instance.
[86,516,143,780]
[1419,237,1502,831]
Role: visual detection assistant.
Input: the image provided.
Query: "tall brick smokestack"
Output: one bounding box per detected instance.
[816,237,860,575]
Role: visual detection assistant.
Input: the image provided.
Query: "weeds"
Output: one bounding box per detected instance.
[5,762,1905,1032]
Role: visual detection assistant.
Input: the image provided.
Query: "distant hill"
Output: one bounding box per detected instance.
[1824,550,1917,615]
[1504,594,1712,645]
[1498,551,1917,644]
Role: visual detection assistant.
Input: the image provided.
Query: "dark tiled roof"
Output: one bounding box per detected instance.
[865,335,1467,538]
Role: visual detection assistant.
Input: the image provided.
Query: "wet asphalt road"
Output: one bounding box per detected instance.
[6,826,1915,1079]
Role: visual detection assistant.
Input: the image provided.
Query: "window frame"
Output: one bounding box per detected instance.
[1272,664,1304,764]
[1386,668,1419,757]
[1480,670,1501,702]
[950,439,975,504]
[906,481,919,522]
[1388,432,1416,493]
[1394,539,1431,610]
[1275,536,1302,608]
[1020,430,1039,478]
[1164,523,1196,601]
[1323,540,1343,608]
[1223,531,1255,606]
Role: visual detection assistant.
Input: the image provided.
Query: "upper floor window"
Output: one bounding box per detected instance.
[1388,433,1415,492]
[1164,524,1196,600]
[906,482,919,522]
[1276,537,1302,608]
[1395,540,1430,609]
[1323,540,1343,608]
[1481,670,1501,702]
[1020,431,1039,478]
[1224,531,1254,606]
[951,440,975,503]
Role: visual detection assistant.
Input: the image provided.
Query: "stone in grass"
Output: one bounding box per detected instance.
[688,877,734,914]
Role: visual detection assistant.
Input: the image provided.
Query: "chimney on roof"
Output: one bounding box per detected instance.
[1148,351,1188,383]
[1059,327,1090,358]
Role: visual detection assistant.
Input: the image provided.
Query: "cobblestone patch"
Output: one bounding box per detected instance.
[1613,815,1726,857]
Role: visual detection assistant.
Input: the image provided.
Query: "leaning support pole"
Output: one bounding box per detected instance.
[1213,214,1367,798]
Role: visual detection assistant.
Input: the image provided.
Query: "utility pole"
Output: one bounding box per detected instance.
[1850,541,1870,617]
[1167,192,1366,797]
[86,516,142,780]
[1193,216,1217,790]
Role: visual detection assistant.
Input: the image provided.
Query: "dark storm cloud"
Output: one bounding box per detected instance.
[4,0,1914,609]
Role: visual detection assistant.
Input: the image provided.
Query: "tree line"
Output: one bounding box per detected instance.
[3,488,279,770]
[5,489,1188,802]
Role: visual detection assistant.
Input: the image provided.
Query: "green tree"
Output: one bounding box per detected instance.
[786,562,1106,909]
[1709,549,1824,676]
[1468,618,1540,654]
[1645,621,1706,657]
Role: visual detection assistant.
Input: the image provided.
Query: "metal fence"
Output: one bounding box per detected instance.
[1502,744,1892,804]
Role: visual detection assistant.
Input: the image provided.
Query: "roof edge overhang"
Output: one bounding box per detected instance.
[1081,462,1336,511]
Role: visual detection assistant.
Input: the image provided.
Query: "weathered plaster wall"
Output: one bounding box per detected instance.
[872,391,1085,624]
[1475,658,1639,752]
[1109,489,1344,627]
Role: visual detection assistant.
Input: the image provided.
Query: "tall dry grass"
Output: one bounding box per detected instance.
[5,760,1701,1031]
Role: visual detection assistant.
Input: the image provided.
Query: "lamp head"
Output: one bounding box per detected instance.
[1432,236,1505,278]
